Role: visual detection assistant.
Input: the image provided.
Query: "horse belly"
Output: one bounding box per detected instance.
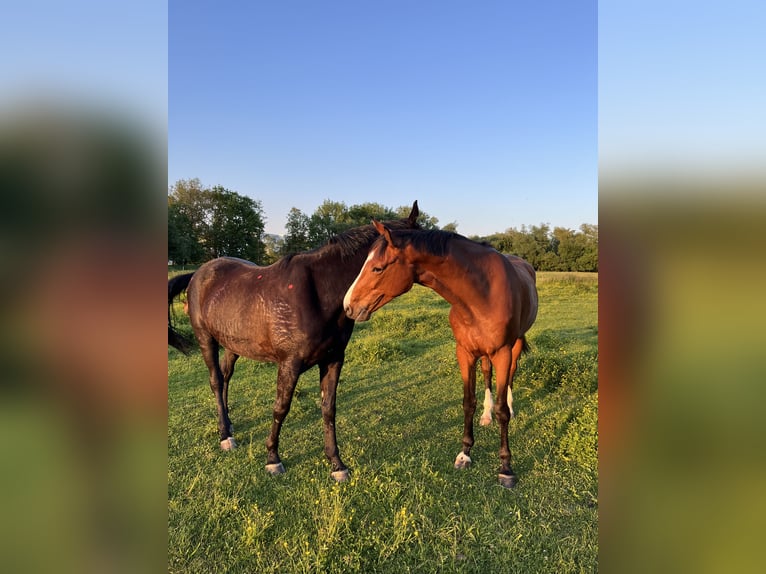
[201,297,287,362]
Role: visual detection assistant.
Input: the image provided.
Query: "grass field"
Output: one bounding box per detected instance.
[168,272,598,573]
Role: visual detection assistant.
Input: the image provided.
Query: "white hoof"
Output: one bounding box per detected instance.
[220,437,237,450]
[265,462,285,475]
[454,452,472,469]
[479,413,492,426]
[331,469,349,482]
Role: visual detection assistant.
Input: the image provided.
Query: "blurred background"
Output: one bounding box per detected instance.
[600,1,766,572]
[0,1,764,572]
[1,1,167,572]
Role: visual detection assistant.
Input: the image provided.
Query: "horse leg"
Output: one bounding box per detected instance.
[221,349,239,434]
[492,346,517,488]
[319,359,349,482]
[507,338,525,419]
[454,345,477,470]
[198,334,235,450]
[479,355,494,426]
[264,359,301,475]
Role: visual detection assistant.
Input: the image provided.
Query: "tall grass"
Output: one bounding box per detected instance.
[168,272,598,573]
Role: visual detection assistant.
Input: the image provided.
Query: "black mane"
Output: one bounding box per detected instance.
[278,218,419,268]
[375,228,477,257]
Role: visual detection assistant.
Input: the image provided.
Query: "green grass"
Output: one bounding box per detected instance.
[168,272,598,573]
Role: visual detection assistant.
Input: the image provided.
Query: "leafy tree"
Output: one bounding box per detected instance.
[480,223,598,271]
[347,202,398,226]
[282,207,312,254]
[168,178,211,246]
[167,179,266,264]
[262,234,284,264]
[508,224,554,270]
[206,185,266,261]
[168,201,204,264]
[308,200,350,244]
[281,200,442,254]
[441,221,459,233]
[576,224,598,271]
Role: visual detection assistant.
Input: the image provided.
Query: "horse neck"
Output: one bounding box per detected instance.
[309,245,376,305]
[414,244,490,313]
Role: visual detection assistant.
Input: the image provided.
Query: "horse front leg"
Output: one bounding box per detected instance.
[265,359,301,475]
[478,355,494,426]
[454,345,477,470]
[319,358,349,482]
[492,346,517,488]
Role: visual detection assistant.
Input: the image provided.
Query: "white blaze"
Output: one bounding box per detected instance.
[343,250,376,311]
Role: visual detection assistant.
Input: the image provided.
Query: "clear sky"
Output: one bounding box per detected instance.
[599,0,765,181]
[169,1,597,237]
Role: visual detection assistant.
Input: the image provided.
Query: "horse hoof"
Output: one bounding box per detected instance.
[220,437,237,450]
[265,462,285,476]
[479,415,492,426]
[498,473,518,489]
[331,469,349,482]
[454,452,472,470]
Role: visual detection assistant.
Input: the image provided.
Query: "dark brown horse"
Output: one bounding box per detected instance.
[343,223,537,487]
[168,203,420,481]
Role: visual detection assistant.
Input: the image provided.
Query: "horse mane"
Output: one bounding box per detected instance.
[276,218,418,269]
[377,228,475,257]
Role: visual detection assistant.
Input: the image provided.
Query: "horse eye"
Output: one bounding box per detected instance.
[372,266,383,274]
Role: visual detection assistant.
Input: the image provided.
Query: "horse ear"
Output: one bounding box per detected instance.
[372,220,394,246]
[407,200,419,225]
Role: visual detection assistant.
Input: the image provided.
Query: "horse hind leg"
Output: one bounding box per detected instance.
[507,337,526,419]
[492,347,517,488]
[221,349,239,434]
[478,356,494,426]
[198,334,236,450]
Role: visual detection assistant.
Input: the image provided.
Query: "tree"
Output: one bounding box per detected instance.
[347,202,398,226]
[206,186,266,261]
[281,200,442,254]
[480,223,598,271]
[282,207,312,254]
[441,221,459,233]
[262,234,284,264]
[167,180,266,264]
[576,224,598,271]
[307,200,350,245]
[168,201,204,264]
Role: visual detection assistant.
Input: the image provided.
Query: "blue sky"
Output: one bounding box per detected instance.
[169,1,597,236]
[599,0,765,178]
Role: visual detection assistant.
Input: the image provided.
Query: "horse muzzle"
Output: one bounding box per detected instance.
[345,305,372,322]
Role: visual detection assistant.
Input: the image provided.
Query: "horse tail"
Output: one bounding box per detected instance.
[520,335,531,355]
[168,272,195,354]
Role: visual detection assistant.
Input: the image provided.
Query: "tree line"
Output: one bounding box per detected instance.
[168,179,597,271]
